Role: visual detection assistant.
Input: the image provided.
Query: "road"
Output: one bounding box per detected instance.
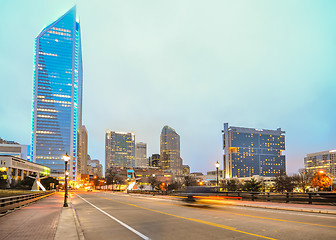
[72,191,336,240]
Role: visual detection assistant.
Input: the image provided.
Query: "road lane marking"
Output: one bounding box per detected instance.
[112,194,336,229]
[76,194,151,240]
[98,195,277,240]
[199,207,336,229]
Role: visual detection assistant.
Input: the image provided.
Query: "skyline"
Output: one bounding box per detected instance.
[1,1,336,174]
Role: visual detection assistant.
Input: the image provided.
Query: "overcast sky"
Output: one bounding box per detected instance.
[1,0,336,174]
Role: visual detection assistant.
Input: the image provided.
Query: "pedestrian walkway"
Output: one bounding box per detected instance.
[0,192,81,240]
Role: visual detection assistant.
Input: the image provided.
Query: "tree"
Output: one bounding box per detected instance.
[167,181,182,191]
[115,176,125,191]
[311,171,331,191]
[106,168,117,186]
[222,179,241,191]
[292,169,313,192]
[0,175,7,189]
[19,176,36,190]
[41,177,59,190]
[148,176,159,190]
[183,176,198,187]
[274,173,295,192]
[92,176,100,190]
[106,168,125,190]
[242,178,262,192]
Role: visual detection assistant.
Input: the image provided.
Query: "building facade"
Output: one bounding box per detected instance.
[87,159,103,178]
[77,125,88,175]
[182,165,190,175]
[105,131,135,172]
[0,139,30,161]
[222,123,286,178]
[206,170,224,182]
[31,6,83,180]
[304,150,336,177]
[160,126,182,176]
[0,155,50,188]
[135,142,147,168]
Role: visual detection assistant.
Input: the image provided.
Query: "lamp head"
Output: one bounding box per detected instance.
[63,153,70,162]
[215,161,220,168]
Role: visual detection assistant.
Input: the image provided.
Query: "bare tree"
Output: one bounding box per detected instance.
[292,169,313,192]
[274,173,295,192]
[183,176,197,187]
[148,176,159,190]
[221,179,241,191]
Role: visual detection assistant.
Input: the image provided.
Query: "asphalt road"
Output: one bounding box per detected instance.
[72,191,336,240]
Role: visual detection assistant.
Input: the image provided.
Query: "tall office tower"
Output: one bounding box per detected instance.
[222,123,285,178]
[105,131,135,172]
[31,7,83,180]
[77,125,88,175]
[135,142,147,168]
[304,150,336,177]
[149,154,160,167]
[160,126,182,175]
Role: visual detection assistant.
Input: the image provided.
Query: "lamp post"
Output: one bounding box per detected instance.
[63,153,70,207]
[216,161,220,188]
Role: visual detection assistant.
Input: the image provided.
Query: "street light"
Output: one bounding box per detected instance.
[63,153,70,207]
[216,161,220,188]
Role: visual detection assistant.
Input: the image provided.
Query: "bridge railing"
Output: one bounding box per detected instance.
[181,190,336,205]
[0,191,55,214]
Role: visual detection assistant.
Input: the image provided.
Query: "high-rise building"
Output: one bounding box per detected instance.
[77,125,88,175]
[304,150,336,177]
[105,131,135,172]
[160,125,182,175]
[135,142,147,168]
[31,6,83,180]
[222,123,285,178]
[149,154,160,167]
[87,159,103,178]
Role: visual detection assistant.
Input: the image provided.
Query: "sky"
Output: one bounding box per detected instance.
[0,0,336,175]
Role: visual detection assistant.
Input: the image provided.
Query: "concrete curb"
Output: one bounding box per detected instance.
[71,201,85,240]
[54,197,85,240]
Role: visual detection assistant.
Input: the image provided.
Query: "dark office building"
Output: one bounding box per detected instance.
[222,123,285,178]
[149,154,160,167]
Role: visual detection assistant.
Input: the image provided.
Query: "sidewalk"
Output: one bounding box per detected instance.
[0,192,82,240]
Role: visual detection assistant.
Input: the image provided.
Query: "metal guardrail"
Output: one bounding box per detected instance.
[182,190,336,205]
[0,191,55,214]
[127,189,336,205]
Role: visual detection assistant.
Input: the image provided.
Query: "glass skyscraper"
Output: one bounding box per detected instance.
[222,123,285,178]
[160,125,183,176]
[105,131,135,172]
[31,6,83,180]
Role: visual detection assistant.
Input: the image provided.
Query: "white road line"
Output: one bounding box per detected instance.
[76,194,151,240]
